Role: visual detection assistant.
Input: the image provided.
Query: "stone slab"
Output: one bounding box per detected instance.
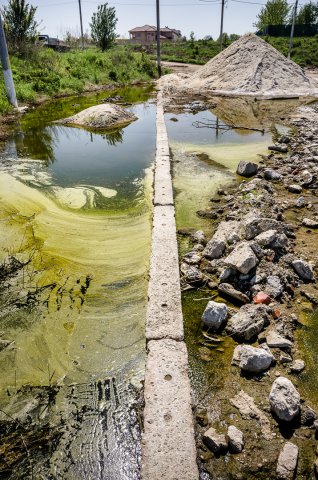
[142,339,199,480]
[146,205,183,340]
[154,159,174,206]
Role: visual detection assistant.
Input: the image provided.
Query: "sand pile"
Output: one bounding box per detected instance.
[176,33,318,98]
[56,104,137,129]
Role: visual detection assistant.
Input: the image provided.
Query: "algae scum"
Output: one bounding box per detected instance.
[0,86,155,479]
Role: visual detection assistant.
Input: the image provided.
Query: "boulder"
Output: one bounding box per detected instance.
[218,283,249,304]
[266,331,292,349]
[55,103,137,129]
[224,242,259,274]
[276,442,298,479]
[203,221,240,259]
[227,425,244,453]
[201,301,228,330]
[233,344,273,373]
[269,377,300,421]
[226,304,270,341]
[236,161,258,177]
[203,427,227,454]
[291,259,314,281]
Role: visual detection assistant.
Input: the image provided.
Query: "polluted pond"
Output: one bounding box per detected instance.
[0,86,155,479]
[166,96,318,479]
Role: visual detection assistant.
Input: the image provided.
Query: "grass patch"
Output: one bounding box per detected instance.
[129,36,318,67]
[0,46,157,113]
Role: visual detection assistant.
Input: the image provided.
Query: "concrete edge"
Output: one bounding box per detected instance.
[141,92,199,479]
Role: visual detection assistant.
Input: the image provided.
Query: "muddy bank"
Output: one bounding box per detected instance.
[167,97,318,478]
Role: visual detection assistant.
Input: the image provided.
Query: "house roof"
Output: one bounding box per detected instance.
[129,25,181,34]
[129,25,156,33]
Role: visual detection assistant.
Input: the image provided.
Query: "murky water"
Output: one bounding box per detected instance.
[0,86,155,478]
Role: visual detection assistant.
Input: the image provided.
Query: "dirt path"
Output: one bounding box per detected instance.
[162,61,202,75]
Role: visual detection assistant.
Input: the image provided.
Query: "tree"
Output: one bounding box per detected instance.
[1,0,39,52]
[295,1,318,24]
[254,0,290,30]
[90,3,118,51]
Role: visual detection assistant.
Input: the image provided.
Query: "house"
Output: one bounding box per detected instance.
[129,25,181,45]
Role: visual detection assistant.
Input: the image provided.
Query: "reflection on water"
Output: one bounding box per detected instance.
[166,106,272,232]
[0,86,155,478]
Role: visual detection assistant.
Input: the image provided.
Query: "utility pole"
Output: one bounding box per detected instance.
[219,0,225,51]
[288,0,298,60]
[78,0,84,50]
[156,0,161,77]
[0,14,17,108]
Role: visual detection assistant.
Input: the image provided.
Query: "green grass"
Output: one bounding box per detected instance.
[129,36,318,67]
[0,46,157,114]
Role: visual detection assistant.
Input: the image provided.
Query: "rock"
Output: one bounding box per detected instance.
[244,217,284,240]
[192,230,207,245]
[266,331,292,349]
[219,267,236,283]
[253,291,271,305]
[290,359,305,373]
[291,259,314,281]
[269,145,288,153]
[236,161,258,177]
[269,377,300,422]
[254,229,277,246]
[314,459,318,478]
[288,184,303,194]
[184,265,204,284]
[203,221,240,260]
[302,218,318,229]
[280,353,292,364]
[265,275,284,299]
[183,251,201,265]
[233,344,273,373]
[264,169,282,181]
[230,390,272,440]
[278,135,290,144]
[295,196,307,208]
[300,406,317,426]
[203,427,227,454]
[224,242,259,274]
[218,283,249,304]
[271,233,289,249]
[201,301,228,330]
[314,418,318,432]
[276,442,298,479]
[227,425,244,453]
[226,304,270,341]
[55,103,137,129]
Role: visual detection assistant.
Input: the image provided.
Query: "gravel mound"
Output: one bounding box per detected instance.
[56,104,137,129]
[183,33,318,97]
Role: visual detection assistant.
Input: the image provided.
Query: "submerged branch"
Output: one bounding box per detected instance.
[192,119,265,133]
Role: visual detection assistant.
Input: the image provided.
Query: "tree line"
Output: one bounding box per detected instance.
[254,0,318,31]
[1,0,118,54]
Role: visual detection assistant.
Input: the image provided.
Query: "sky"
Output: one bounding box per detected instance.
[0,0,299,40]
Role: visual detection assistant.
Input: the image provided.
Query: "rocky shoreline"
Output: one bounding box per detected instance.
[179,101,318,478]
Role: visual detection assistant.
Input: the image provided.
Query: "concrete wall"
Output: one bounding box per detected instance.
[141,92,199,480]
